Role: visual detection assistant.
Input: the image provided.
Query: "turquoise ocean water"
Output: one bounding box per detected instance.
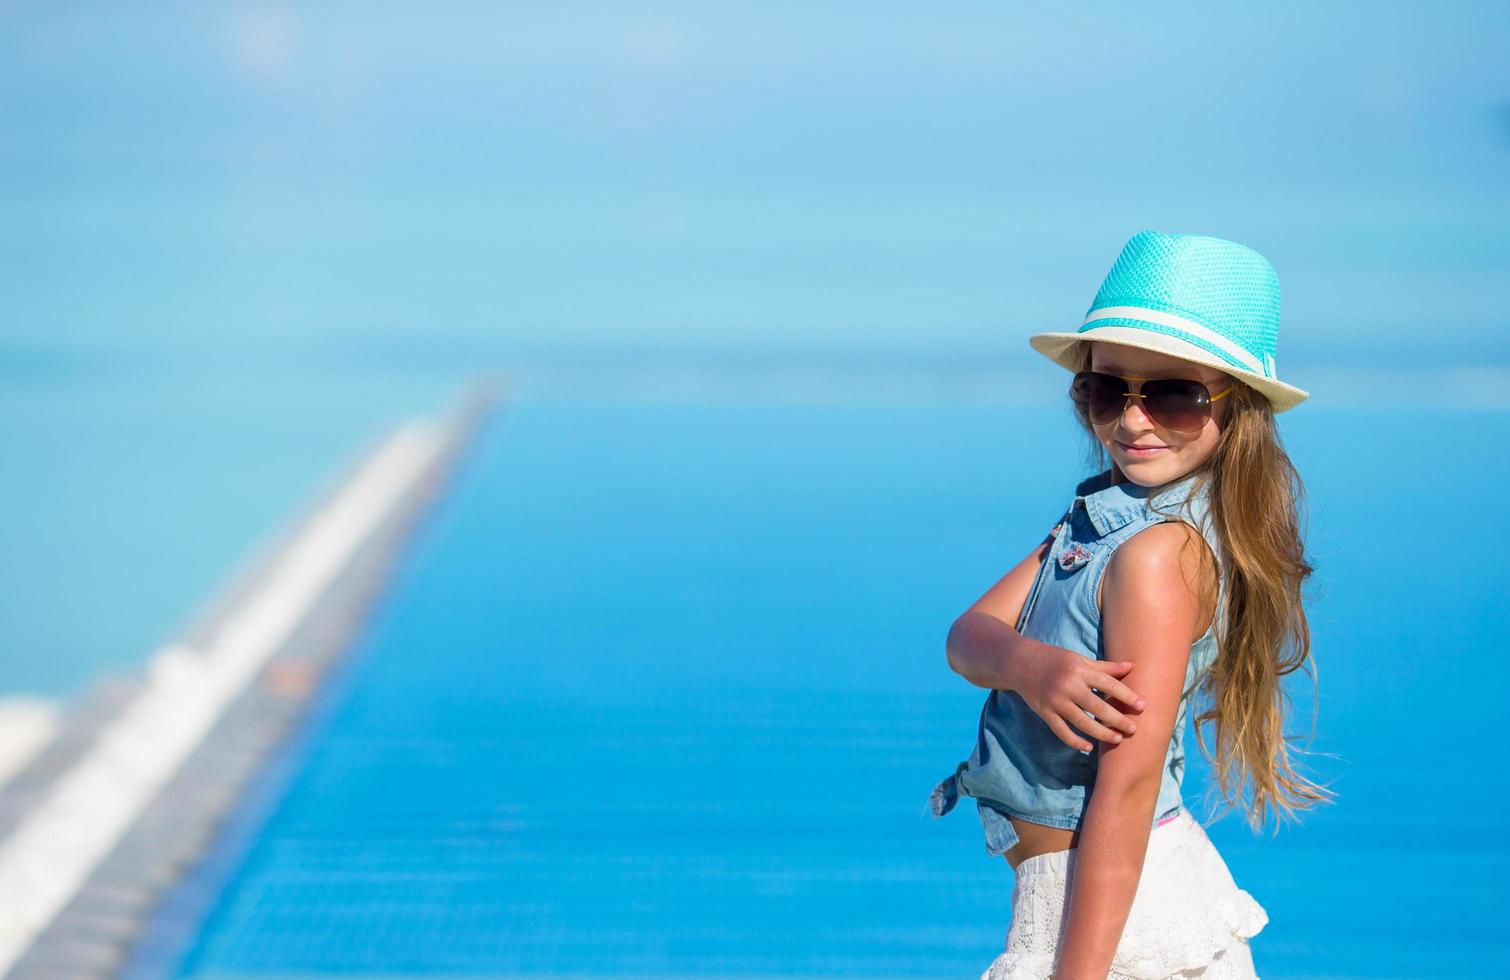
[118,395,1507,976]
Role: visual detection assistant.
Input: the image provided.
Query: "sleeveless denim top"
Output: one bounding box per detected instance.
[925,467,1228,857]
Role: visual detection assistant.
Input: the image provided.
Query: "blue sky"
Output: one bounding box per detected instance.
[1,1,1506,364]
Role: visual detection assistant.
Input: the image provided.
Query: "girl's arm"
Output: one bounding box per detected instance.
[946,527,1146,749]
[1051,521,1214,979]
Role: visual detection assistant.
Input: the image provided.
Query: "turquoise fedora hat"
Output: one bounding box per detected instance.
[1028,230,1309,413]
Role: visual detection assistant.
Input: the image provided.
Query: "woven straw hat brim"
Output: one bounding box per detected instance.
[1028,327,1310,414]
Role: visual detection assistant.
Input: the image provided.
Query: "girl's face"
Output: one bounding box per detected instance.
[1088,341,1233,487]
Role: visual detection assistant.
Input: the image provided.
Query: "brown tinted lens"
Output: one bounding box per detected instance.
[1070,371,1128,425]
[1142,379,1212,432]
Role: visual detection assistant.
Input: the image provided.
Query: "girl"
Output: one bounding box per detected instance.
[926,231,1335,979]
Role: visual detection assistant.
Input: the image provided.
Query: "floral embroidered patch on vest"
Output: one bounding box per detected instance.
[1057,542,1094,572]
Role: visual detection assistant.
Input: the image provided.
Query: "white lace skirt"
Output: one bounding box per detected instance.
[980,808,1269,980]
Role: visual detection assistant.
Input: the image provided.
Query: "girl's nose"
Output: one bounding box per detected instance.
[1120,396,1155,429]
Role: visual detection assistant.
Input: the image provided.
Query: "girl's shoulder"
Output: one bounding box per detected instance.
[1079,469,1224,604]
[1106,518,1219,589]
[1117,475,1225,633]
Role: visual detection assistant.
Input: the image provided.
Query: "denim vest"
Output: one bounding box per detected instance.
[926,467,1227,857]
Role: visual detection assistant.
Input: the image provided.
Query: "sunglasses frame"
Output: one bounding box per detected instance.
[1071,370,1234,434]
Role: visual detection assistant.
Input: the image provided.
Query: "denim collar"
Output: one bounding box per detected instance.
[1072,467,1206,537]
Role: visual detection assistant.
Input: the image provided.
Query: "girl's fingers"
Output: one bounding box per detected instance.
[1071,692,1137,739]
[1075,711,1127,746]
[1087,662,1146,712]
[1046,713,1095,753]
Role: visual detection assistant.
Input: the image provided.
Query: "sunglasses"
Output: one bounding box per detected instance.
[1070,370,1233,434]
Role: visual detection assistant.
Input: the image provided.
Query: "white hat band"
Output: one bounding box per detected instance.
[1080,305,1269,376]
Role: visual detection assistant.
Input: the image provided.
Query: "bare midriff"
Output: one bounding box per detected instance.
[1001,810,1182,871]
[1001,815,1079,872]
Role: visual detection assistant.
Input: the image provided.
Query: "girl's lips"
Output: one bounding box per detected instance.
[1117,440,1169,456]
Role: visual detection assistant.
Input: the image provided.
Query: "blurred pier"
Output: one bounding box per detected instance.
[0,378,505,980]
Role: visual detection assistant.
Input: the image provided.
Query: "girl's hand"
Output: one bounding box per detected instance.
[1013,639,1145,751]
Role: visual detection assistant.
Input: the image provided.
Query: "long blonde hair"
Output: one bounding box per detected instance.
[1070,342,1337,834]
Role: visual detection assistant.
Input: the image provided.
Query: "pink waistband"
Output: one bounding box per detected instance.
[1156,809,1183,827]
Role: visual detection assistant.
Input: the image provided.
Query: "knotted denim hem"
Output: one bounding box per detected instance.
[925,763,1023,856]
